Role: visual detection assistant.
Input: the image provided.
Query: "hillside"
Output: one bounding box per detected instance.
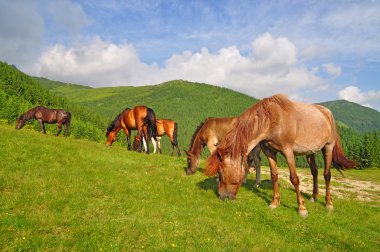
[35,78,259,152]
[0,62,107,142]
[0,124,379,251]
[320,100,380,133]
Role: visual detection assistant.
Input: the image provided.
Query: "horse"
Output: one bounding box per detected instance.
[133,119,181,156]
[185,117,262,187]
[16,106,71,136]
[106,105,157,153]
[204,94,356,217]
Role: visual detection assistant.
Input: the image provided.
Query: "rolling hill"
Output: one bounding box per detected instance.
[320,100,380,133]
[34,77,260,152]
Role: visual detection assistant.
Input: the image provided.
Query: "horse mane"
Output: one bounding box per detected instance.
[19,106,41,121]
[204,151,220,176]
[188,118,208,150]
[105,113,122,137]
[217,94,292,161]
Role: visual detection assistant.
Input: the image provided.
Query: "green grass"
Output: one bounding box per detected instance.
[1,125,380,251]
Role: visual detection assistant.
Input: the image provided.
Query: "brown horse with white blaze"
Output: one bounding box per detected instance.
[133,119,181,156]
[106,105,157,153]
[185,117,262,187]
[205,94,356,217]
[16,106,71,136]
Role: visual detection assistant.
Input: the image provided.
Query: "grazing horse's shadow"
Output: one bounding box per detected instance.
[197,177,218,197]
[243,179,300,211]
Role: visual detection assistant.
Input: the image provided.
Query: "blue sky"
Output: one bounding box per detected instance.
[1,0,380,111]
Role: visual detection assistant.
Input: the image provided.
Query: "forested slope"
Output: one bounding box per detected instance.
[0,62,106,141]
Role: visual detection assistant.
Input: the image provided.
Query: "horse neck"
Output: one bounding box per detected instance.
[24,108,37,120]
[189,130,205,157]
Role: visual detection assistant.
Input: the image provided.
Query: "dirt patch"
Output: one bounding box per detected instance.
[259,169,380,203]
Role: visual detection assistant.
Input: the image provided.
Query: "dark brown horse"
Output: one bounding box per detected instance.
[16,106,71,136]
[205,94,356,217]
[185,117,262,187]
[133,119,181,156]
[106,105,157,153]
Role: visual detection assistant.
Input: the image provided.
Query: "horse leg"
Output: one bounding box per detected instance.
[38,120,46,134]
[283,149,307,217]
[176,143,181,156]
[142,136,148,152]
[144,129,150,154]
[157,137,162,154]
[322,145,334,210]
[307,154,319,202]
[252,145,262,188]
[136,131,143,152]
[124,129,131,150]
[171,141,175,156]
[56,123,62,136]
[151,137,157,153]
[264,149,280,209]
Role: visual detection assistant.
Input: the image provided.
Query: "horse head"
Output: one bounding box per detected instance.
[185,150,199,175]
[205,149,246,200]
[106,131,117,146]
[15,115,27,129]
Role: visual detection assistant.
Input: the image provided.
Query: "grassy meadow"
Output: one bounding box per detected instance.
[1,125,379,251]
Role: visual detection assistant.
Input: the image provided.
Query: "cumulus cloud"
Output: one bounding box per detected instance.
[0,0,90,69]
[322,63,342,77]
[36,37,159,86]
[338,86,380,110]
[33,33,328,99]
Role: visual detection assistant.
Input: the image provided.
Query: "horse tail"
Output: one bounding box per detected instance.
[106,113,121,137]
[144,108,157,140]
[173,122,178,146]
[332,137,357,170]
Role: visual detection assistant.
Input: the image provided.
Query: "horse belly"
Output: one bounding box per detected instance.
[292,141,325,155]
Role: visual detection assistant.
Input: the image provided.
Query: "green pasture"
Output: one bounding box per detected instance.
[0,125,379,251]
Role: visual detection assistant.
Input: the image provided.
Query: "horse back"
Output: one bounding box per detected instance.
[203,117,237,143]
[289,103,335,154]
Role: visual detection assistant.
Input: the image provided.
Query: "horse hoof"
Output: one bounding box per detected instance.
[254,183,260,189]
[268,203,279,209]
[309,197,317,203]
[298,209,308,218]
[326,204,334,210]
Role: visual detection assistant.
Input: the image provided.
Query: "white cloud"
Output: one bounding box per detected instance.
[36,37,159,86]
[33,33,328,100]
[338,86,380,110]
[0,0,90,69]
[323,63,342,77]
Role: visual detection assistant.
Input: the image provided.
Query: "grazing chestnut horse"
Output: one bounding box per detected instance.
[205,94,356,217]
[106,105,157,153]
[133,119,181,156]
[16,106,71,136]
[185,117,262,187]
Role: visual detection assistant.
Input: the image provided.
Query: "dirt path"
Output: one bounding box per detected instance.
[258,169,380,203]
